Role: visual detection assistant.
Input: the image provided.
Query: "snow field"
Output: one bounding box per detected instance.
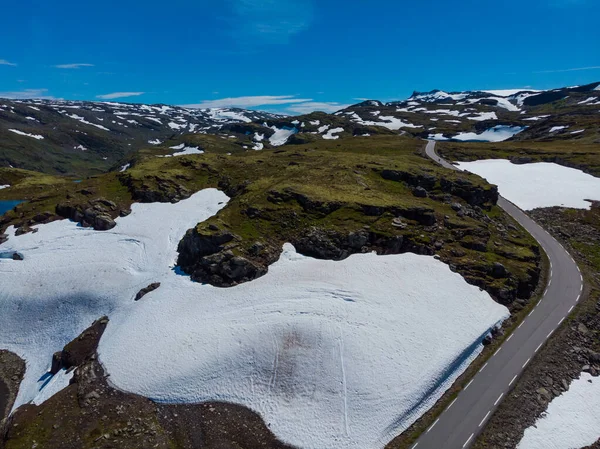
[1,189,509,449]
[456,160,600,210]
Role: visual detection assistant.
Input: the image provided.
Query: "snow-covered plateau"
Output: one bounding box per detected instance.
[456,160,600,210]
[518,373,600,449]
[0,189,509,449]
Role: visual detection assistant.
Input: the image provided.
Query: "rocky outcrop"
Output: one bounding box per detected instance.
[135,283,161,301]
[439,177,498,209]
[177,227,270,287]
[56,197,119,231]
[128,178,191,203]
[50,316,109,375]
[380,169,498,209]
[380,169,437,190]
[267,188,342,215]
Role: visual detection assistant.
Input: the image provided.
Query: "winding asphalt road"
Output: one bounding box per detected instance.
[413,141,584,449]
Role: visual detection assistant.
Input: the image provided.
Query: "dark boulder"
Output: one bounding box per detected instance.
[491,262,508,278]
[412,186,428,198]
[135,283,161,301]
[50,316,109,374]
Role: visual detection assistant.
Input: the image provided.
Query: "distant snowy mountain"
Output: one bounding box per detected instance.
[0,98,284,175]
[336,81,600,142]
[1,81,598,176]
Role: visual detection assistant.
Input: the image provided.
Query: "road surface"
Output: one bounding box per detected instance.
[413,141,584,449]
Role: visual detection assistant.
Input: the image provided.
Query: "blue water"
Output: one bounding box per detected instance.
[0,200,23,216]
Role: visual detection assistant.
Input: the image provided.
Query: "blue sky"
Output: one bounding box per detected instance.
[1,0,599,114]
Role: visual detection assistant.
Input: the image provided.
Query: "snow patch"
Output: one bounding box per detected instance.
[161,147,204,157]
[352,115,421,130]
[522,115,550,121]
[453,126,525,142]
[465,111,498,121]
[518,373,600,449]
[148,139,162,145]
[322,127,344,140]
[172,147,204,156]
[456,160,600,210]
[33,369,74,405]
[269,126,297,146]
[168,122,187,130]
[67,114,110,131]
[8,129,44,140]
[207,109,252,123]
[578,97,597,105]
[479,89,538,97]
[0,185,10,190]
[549,126,568,133]
[119,163,131,172]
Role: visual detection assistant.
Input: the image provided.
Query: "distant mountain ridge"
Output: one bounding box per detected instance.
[0,81,598,176]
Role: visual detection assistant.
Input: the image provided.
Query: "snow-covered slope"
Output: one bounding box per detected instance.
[0,189,508,449]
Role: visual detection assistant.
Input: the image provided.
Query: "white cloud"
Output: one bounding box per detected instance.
[96,92,145,100]
[54,63,94,69]
[183,95,312,109]
[184,95,350,115]
[535,65,600,74]
[285,101,352,115]
[0,89,57,100]
[227,0,313,43]
[0,59,17,66]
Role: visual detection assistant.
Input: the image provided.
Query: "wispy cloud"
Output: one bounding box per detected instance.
[0,89,57,100]
[226,0,314,43]
[286,101,351,115]
[183,95,312,109]
[96,92,145,100]
[0,59,17,66]
[184,95,350,115]
[54,63,94,69]
[535,65,600,74]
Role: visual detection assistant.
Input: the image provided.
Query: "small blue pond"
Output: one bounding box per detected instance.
[0,200,24,216]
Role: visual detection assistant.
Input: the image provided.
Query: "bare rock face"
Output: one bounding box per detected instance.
[56,197,119,231]
[177,227,268,287]
[50,316,109,375]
